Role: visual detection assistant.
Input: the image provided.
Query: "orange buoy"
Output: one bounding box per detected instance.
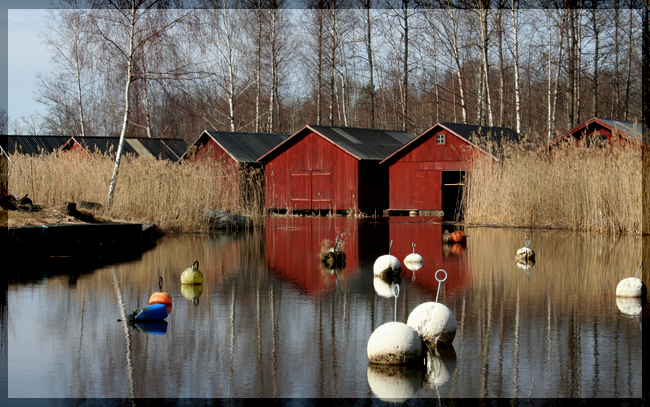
[149,292,172,314]
[149,277,172,314]
[450,230,466,243]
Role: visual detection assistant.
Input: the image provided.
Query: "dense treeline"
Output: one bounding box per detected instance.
[9,0,644,145]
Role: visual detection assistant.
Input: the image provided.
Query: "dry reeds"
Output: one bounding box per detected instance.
[464,140,646,235]
[7,150,266,232]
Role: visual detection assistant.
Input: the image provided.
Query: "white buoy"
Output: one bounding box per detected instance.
[616,277,646,298]
[515,234,535,262]
[407,302,457,345]
[374,240,401,276]
[616,261,646,298]
[367,322,422,365]
[404,242,423,270]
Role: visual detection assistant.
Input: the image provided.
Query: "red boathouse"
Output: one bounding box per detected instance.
[381,122,518,220]
[544,117,647,150]
[258,125,414,215]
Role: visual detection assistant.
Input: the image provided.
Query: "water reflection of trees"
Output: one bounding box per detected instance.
[452,227,644,398]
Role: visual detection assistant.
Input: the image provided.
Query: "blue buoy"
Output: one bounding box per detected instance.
[133,303,168,321]
[135,320,168,335]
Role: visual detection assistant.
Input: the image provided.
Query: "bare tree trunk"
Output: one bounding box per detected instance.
[567,7,576,127]
[71,14,87,137]
[402,1,409,131]
[448,7,468,124]
[316,7,324,125]
[268,7,278,132]
[496,8,505,127]
[624,6,633,121]
[591,6,599,117]
[511,0,521,134]
[479,5,493,126]
[546,9,554,141]
[362,1,376,128]
[255,5,262,133]
[107,6,137,208]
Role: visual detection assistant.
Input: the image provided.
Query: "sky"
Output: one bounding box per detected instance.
[6,9,50,121]
[2,2,52,129]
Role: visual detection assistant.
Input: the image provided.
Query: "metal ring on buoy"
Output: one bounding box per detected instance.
[393,284,400,298]
[435,269,448,283]
[192,260,199,270]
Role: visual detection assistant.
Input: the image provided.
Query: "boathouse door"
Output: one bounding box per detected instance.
[441,170,465,221]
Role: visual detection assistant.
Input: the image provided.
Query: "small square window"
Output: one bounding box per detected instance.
[436,133,445,144]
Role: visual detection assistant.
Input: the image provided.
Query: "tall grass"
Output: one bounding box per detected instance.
[7,150,266,232]
[465,140,647,235]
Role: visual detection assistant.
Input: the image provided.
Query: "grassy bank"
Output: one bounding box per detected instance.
[7,151,264,232]
[464,140,647,235]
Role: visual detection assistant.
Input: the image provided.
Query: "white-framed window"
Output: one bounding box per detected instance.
[436,133,445,144]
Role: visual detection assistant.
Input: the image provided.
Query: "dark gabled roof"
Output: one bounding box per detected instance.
[136,138,189,161]
[380,122,518,164]
[592,117,645,141]
[439,122,521,144]
[258,125,415,162]
[6,136,73,155]
[184,130,290,163]
[68,137,139,156]
[546,117,648,147]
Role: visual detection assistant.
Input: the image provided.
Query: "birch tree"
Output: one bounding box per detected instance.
[510,0,521,134]
[88,0,192,207]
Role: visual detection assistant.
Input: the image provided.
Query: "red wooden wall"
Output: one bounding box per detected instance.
[193,138,240,191]
[264,217,360,295]
[387,128,480,211]
[264,131,359,212]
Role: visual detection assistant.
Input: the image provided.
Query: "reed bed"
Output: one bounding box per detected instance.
[7,150,265,232]
[465,140,647,235]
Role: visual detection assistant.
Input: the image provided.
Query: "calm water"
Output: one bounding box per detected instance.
[4,217,647,400]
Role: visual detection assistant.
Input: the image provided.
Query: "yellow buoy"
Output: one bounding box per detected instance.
[181,260,203,285]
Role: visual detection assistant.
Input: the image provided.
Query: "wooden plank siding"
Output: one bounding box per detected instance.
[384,128,480,211]
[265,131,359,212]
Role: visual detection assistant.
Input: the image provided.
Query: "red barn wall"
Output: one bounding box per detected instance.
[388,129,479,211]
[264,131,359,212]
[194,137,239,185]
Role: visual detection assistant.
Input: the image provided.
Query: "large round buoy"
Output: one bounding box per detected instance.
[181,260,203,285]
[615,277,646,298]
[367,322,422,365]
[407,302,457,345]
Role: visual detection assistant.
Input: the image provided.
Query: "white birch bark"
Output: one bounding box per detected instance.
[511,0,521,135]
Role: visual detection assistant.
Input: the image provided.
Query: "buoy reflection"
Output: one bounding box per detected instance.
[367,364,424,402]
